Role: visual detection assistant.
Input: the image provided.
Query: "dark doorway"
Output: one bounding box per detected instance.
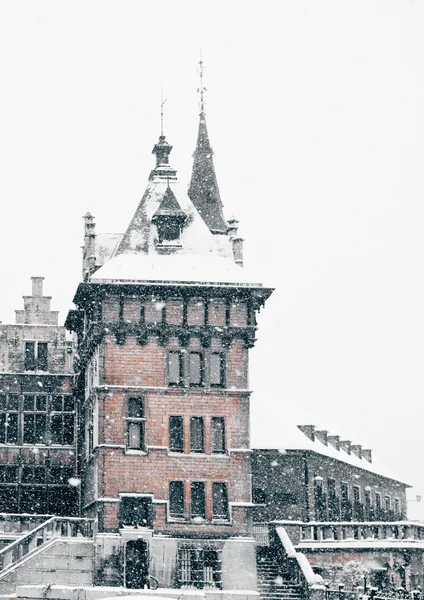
[125,539,149,589]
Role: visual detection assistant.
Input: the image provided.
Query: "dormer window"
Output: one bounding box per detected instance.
[156,216,181,244]
[152,185,187,248]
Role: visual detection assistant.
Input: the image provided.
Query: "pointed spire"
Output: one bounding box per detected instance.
[188,60,228,235]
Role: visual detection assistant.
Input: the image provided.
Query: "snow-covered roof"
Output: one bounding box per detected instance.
[91,253,269,288]
[95,233,123,267]
[251,396,409,485]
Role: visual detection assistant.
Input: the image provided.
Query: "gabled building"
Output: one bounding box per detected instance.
[0,277,77,518]
[65,105,273,591]
[252,424,410,524]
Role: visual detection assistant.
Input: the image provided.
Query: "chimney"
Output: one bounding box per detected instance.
[31,277,44,297]
[315,430,328,446]
[298,425,315,441]
[327,435,340,450]
[361,448,372,463]
[227,217,244,267]
[83,212,97,280]
[350,444,362,459]
[339,440,351,454]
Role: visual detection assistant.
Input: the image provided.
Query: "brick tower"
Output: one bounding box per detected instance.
[66,101,273,592]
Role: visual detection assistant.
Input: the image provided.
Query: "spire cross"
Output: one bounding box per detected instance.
[197,54,207,112]
[160,85,167,137]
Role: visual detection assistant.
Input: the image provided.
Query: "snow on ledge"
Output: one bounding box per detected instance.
[90,254,270,288]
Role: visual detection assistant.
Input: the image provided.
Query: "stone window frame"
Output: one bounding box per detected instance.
[167,348,228,390]
[168,480,185,520]
[24,340,48,372]
[126,396,146,452]
[167,350,184,387]
[168,415,184,453]
[211,482,229,521]
[177,543,223,589]
[210,417,226,454]
[0,393,75,447]
[189,416,205,453]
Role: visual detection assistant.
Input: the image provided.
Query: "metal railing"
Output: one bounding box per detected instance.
[252,523,270,546]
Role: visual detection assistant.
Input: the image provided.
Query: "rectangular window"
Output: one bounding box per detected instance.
[22,466,46,484]
[190,417,204,453]
[127,397,145,450]
[210,353,225,387]
[37,343,48,371]
[353,486,360,504]
[128,397,144,418]
[24,342,36,370]
[189,352,204,387]
[128,422,144,450]
[0,410,19,445]
[375,492,382,517]
[119,496,152,527]
[23,414,47,444]
[51,413,75,445]
[0,465,18,482]
[395,498,400,516]
[50,466,74,484]
[178,547,222,589]
[168,351,183,387]
[341,481,351,521]
[211,417,226,454]
[52,395,74,412]
[385,495,391,511]
[191,482,206,519]
[212,482,229,520]
[24,342,48,371]
[169,481,185,518]
[169,416,184,453]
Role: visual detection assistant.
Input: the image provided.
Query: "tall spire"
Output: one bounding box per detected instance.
[188,59,228,235]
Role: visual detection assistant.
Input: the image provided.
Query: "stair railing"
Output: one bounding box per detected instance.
[274,525,325,600]
[0,516,94,575]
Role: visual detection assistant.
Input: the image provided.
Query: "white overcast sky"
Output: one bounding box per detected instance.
[1,0,424,516]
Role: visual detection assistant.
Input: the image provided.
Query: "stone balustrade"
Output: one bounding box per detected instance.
[268,520,424,546]
[0,516,94,575]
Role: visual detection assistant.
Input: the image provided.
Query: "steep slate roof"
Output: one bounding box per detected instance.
[89,131,253,285]
[188,111,228,235]
[251,394,409,485]
[112,133,231,259]
[152,185,186,219]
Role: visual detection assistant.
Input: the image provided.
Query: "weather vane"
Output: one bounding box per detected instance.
[197,51,207,112]
[160,84,167,137]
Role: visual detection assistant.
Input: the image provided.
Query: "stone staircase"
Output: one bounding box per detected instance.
[256,547,305,600]
[0,516,95,594]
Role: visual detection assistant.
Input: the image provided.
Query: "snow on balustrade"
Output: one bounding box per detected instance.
[0,517,94,574]
[270,520,424,548]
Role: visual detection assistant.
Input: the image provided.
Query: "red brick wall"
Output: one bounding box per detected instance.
[166,300,183,325]
[104,336,166,386]
[123,298,140,323]
[230,302,247,327]
[187,300,205,325]
[208,300,226,326]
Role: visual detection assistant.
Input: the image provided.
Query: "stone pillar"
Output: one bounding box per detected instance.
[221,537,257,591]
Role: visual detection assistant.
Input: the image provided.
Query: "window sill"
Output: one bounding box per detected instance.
[166,517,231,526]
[211,518,231,524]
[126,449,147,455]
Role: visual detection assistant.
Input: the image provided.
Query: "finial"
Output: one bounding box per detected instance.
[160,84,167,137]
[197,51,207,113]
